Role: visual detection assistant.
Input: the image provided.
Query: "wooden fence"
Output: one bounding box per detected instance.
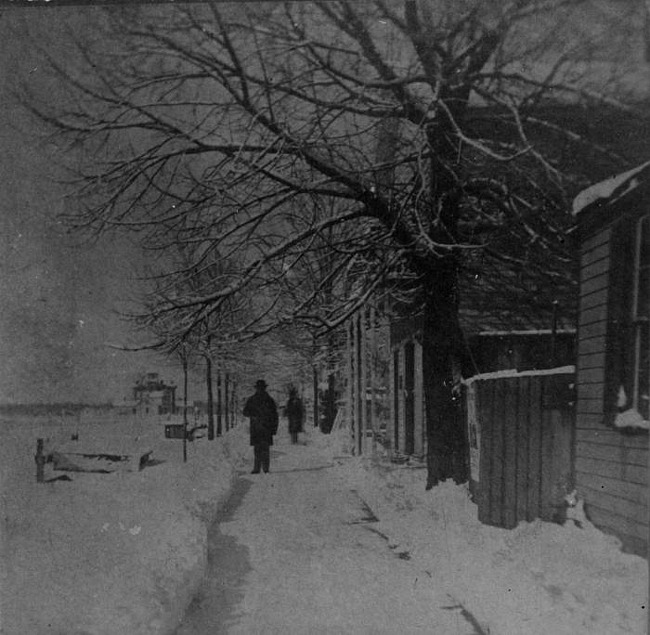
[465,368,575,529]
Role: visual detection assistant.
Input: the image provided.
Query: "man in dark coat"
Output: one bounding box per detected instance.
[243,379,279,474]
[285,386,304,445]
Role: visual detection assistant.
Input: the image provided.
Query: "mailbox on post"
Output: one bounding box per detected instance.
[164,424,186,440]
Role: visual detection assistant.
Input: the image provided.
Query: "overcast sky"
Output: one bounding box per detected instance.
[0,9,187,404]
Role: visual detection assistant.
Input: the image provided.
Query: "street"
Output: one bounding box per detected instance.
[174,434,481,635]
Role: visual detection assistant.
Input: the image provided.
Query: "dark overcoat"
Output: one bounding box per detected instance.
[285,396,304,434]
[243,390,279,446]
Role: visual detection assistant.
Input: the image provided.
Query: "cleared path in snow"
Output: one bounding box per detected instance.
[175,432,478,635]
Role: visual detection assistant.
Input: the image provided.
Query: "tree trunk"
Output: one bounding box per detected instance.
[216,364,223,437]
[421,257,468,489]
[182,356,189,463]
[313,365,319,428]
[206,351,215,440]
[224,373,230,432]
[420,98,470,488]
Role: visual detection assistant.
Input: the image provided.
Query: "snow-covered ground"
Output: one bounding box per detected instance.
[0,413,250,635]
[0,415,647,634]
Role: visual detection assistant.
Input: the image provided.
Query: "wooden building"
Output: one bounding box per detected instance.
[388,312,576,461]
[573,161,650,556]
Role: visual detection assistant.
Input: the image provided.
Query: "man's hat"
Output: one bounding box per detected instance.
[255,379,267,389]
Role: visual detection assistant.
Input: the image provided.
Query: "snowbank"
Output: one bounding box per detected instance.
[2,418,647,635]
[0,415,250,635]
[331,452,647,635]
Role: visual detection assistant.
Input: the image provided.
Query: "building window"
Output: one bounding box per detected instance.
[629,215,649,420]
[610,213,650,430]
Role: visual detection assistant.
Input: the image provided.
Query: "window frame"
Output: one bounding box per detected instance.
[605,210,650,432]
[630,214,649,420]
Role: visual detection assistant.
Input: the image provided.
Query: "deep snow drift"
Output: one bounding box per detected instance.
[1,414,250,635]
[0,415,647,634]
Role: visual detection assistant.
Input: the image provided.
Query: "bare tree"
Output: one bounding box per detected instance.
[17,0,646,486]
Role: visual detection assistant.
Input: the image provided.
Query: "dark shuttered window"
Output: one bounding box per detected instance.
[605,213,650,429]
[632,215,650,420]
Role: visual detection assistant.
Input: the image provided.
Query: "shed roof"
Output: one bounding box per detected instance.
[572,160,650,216]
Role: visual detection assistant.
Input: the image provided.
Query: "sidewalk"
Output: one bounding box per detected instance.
[176,431,478,634]
[176,427,647,635]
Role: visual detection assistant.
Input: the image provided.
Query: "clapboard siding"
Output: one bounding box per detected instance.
[579,486,648,524]
[577,366,605,385]
[581,227,611,253]
[576,398,605,415]
[579,274,609,297]
[584,506,647,555]
[579,290,609,312]
[577,382,605,402]
[576,427,650,449]
[578,472,648,505]
[581,494,648,546]
[580,256,610,282]
[580,240,610,266]
[578,303,608,327]
[577,335,607,356]
[578,320,607,340]
[575,221,648,557]
[575,226,608,428]
[576,456,646,485]
[577,351,606,372]
[577,442,647,467]
[575,413,608,429]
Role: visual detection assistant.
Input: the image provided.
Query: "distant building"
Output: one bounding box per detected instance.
[132,373,177,416]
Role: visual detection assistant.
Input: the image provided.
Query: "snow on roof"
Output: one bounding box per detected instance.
[477,329,576,337]
[572,160,650,216]
[462,365,575,385]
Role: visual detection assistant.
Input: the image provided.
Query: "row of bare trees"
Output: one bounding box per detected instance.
[16,0,647,487]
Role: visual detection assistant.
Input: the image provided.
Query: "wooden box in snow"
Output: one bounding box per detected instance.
[51,439,153,473]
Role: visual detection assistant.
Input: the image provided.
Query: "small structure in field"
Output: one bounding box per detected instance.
[132,373,177,416]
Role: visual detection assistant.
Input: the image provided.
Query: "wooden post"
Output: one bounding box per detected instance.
[360,308,368,455]
[35,438,45,483]
[206,348,215,441]
[182,356,188,463]
[216,363,223,437]
[352,312,359,454]
[313,365,319,429]
[389,342,396,456]
[346,317,353,448]
[231,381,237,429]
[225,372,230,432]
[354,313,363,455]
[369,306,377,454]
[415,340,425,455]
[551,299,559,367]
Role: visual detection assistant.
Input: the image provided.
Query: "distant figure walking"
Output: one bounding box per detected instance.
[243,379,279,474]
[285,386,305,445]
